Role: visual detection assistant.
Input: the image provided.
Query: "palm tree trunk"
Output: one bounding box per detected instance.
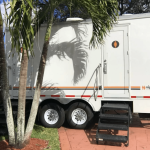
[0,11,15,146]
[16,50,28,148]
[24,12,54,144]
[16,7,32,148]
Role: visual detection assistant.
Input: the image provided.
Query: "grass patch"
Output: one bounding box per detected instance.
[0,124,60,150]
[31,124,60,150]
[0,135,8,141]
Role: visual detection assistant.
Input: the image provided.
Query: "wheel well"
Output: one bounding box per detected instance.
[39,99,94,113]
[39,99,63,108]
[61,99,94,113]
[101,101,133,112]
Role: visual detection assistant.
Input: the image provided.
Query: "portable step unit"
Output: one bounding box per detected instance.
[96,103,132,146]
[4,13,150,129]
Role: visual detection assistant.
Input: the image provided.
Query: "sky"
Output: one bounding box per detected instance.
[1,3,6,20]
[0,0,9,4]
[0,1,10,43]
[0,1,10,25]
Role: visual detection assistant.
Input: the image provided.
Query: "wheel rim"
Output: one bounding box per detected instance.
[44,109,59,124]
[71,108,87,125]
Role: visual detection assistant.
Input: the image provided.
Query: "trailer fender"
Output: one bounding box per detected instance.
[39,97,97,112]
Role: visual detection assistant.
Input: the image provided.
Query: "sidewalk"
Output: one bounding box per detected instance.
[58,113,150,150]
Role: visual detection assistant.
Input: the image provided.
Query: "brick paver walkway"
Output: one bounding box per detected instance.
[59,113,150,150]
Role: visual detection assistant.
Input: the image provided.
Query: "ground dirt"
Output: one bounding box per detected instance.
[0,138,49,150]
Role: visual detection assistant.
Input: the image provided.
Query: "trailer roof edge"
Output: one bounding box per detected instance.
[119,13,150,20]
[5,13,150,30]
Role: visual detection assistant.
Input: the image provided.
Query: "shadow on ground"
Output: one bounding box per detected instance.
[83,112,150,147]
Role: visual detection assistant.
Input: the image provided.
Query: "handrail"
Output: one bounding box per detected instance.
[82,63,101,101]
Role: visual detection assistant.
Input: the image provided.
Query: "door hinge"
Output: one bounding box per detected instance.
[127,70,129,73]
[127,33,128,36]
[127,51,129,55]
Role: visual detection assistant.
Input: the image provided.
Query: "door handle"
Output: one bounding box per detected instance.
[103,61,107,74]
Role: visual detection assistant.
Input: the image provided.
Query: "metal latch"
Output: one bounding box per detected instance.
[103,60,107,74]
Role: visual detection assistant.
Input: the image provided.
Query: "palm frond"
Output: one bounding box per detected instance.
[71,0,119,47]
[5,0,34,57]
[32,2,51,35]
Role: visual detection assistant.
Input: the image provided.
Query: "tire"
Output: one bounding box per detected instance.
[66,102,94,129]
[39,103,65,128]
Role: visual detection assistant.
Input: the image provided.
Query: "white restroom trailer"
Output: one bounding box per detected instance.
[5,13,150,128]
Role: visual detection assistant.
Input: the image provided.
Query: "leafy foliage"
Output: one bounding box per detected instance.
[5,0,34,57]
[53,4,90,22]
[33,0,118,46]
[78,0,118,46]
[118,0,150,15]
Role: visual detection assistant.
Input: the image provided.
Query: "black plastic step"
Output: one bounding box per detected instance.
[100,114,128,121]
[0,111,5,115]
[98,122,128,131]
[0,127,8,135]
[102,104,129,110]
[11,101,18,106]
[0,118,6,124]
[0,111,17,115]
[0,101,18,108]
[96,132,128,143]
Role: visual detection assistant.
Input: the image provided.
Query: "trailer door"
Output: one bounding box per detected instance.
[103,25,129,98]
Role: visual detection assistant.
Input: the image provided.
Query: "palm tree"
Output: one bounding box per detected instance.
[7,0,119,147]
[5,0,34,148]
[0,9,15,146]
[24,0,118,144]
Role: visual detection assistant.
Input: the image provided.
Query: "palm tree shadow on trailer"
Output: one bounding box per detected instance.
[40,22,90,95]
[47,39,88,84]
[40,82,65,97]
[48,22,89,84]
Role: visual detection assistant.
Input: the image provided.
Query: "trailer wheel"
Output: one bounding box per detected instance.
[66,102,94,129]
[40,103,65,128]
